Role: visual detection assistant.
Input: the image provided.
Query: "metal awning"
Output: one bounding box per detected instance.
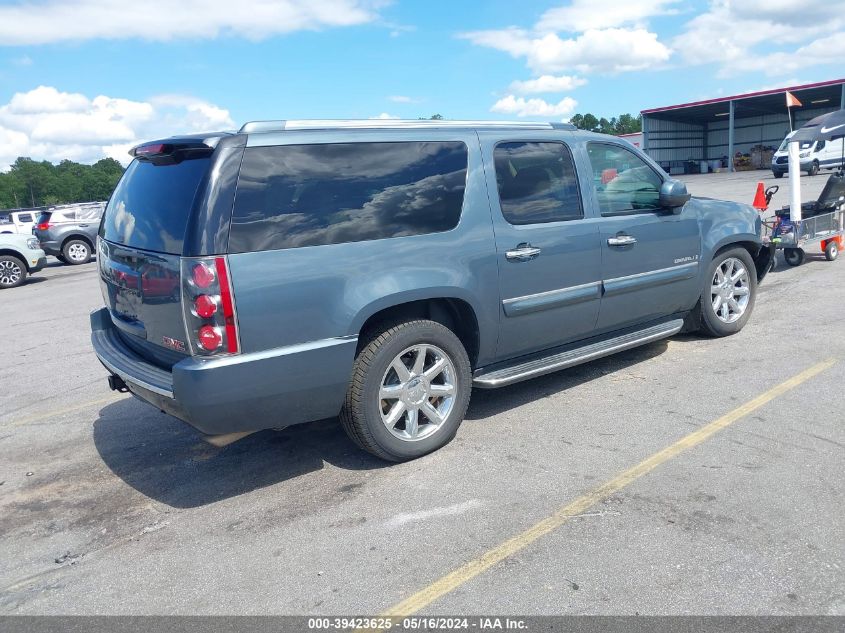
[642,79,845,123]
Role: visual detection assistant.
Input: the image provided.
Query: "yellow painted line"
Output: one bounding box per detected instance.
[0,395,123,429]
[383,358,837,616]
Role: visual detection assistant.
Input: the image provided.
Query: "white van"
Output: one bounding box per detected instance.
[771,131,845,178]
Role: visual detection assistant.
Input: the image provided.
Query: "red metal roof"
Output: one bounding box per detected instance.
[641,78,845,114]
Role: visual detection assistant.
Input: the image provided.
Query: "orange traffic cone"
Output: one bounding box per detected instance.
[752,182,767,211]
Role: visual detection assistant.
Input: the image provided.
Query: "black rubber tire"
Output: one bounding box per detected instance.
[784,248,805,267]
[807,161,819,177]
[62,239,91,265]
[825,241,839,262]
[697,247,757,338]
[773,171,784,179]
[340,319,472,462]
[0,255,27,289]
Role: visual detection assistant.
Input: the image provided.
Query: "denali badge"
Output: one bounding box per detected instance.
[162,336,187,352]
[674,255,699,264]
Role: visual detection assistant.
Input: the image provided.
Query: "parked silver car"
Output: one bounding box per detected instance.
[34,202,106,265]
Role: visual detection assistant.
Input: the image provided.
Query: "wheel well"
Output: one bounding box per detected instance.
[0,249,25,263]
[358,298,480,368]
[62,234,94,250]
[715,240,771,281]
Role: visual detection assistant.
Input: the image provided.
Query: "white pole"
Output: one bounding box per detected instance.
[788,140,802,221]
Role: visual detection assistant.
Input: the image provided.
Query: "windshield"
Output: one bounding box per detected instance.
[778,137,814,152]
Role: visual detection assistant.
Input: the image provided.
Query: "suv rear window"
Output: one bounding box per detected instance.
[229,141,468,252]
[99,158,210,254]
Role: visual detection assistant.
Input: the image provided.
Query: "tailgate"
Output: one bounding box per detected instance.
[98,240,189,368]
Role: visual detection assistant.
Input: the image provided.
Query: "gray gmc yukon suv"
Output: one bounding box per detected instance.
[91,120,774,461]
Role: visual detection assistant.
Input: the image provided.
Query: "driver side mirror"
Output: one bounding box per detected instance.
[659,179,691,212]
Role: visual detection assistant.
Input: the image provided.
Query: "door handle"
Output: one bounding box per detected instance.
[607,235,637,247]
[505,244,542,262]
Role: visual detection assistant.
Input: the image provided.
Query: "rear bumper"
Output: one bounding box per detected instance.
[90,307,357,435]
[38,239,61,256]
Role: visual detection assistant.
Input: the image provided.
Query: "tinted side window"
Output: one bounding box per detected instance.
[18,213,33,223]
[78,207,104,221]
[587,143,662,215]
[493,142,582,225]
[229,141,468,252]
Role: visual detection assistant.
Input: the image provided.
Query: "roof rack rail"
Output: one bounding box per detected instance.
[238,119,578,134]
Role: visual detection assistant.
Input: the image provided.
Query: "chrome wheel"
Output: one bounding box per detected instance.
[67,242,89,262]
[0,259,23,286]
[710,257,750,324]
[379,344,457,441]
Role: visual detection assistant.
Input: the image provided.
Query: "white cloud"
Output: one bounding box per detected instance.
[12,55,33,66]
[537,0,680,32]
[0,85,235,170]
[0,0,385,46]
[388,95,416,103]
[369,112,400,119]
[461,27,671,74]
[673,0,845,76]
[508,74,586,94]
[491,95,578,118]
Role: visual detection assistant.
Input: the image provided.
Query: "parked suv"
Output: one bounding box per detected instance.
[0,232,46,289]
[91,120,774,461]
[34,202,105,265]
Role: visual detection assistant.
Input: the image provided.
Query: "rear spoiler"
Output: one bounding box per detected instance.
[129,134,232,165]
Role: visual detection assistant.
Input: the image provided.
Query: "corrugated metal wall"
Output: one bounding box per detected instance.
[644,118,705,164]
[707,107,831,159]
[644,105,838,168]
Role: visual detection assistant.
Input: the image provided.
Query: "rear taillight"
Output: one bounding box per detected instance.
[37,222,51,231]
[181,256,240,356]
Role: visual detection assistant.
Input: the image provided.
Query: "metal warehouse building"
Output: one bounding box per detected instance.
[641,78,845,174]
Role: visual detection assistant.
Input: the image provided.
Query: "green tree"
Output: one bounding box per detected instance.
[568,112,642,135]
[0,156,125,210]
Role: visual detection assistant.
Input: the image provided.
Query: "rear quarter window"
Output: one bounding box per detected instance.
[228,141,468,252]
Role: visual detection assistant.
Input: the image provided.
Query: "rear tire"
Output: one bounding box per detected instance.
[784,248,805,267]
[698,247,757,337]
[0,255,27,289]
[807,161,819,177]
[825,241,839,261]
[773,171,784,179]
[340,319,471,462]
[62,239,91,265]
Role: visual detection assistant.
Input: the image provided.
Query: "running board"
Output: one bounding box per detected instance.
[473,319,684,389]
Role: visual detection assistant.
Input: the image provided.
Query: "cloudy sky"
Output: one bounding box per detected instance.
[1,0,843,169]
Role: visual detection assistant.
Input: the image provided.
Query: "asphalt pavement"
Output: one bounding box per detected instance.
[0,171,842,615]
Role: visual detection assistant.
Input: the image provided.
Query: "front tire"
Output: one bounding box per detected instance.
[62,239,91,265]
[340,319,471,462]
[698,247,757,337]
[0,255,27,289]
[807,161,819,176]
[773,171,784,179]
